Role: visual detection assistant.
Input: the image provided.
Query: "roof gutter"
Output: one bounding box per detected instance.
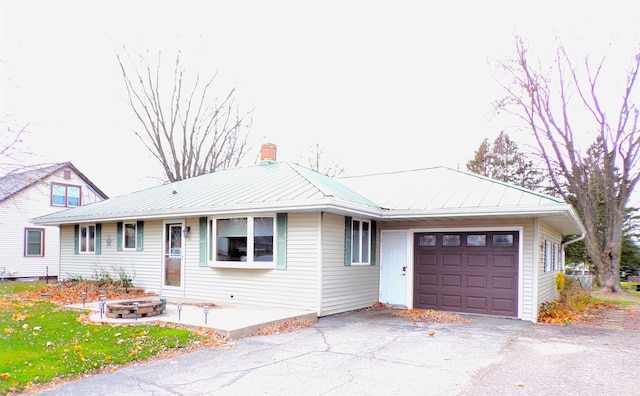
[562,233,585,248]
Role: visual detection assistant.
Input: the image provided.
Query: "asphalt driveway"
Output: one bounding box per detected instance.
[35,309,640,395]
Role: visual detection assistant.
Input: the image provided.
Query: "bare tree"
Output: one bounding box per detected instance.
[496,37,640,292]
[0,122,30,175]
[116,50,252,182]
[301,143,345,177]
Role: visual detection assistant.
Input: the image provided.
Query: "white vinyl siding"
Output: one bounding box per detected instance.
[537,222,563,308]
[320,213,379,315]
[60,215,317,310]
[60,221,162,288]
[182,213,318,309]
[0,168,105,279]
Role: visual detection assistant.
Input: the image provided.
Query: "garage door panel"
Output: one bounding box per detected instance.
[441,294,462,310]
[466,254,488,268]
[491,298,516,314]
[416,293,438,307]
[418,254,437,267]
[492,255,516,268]
[441,274,462,287]
[419,273,437,286]
[442,254,462,267]
[414,231,518,317]
[492,276,515,290]
[466,275,487,288]
[466,296,488,310]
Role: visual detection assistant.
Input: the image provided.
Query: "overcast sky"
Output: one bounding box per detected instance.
[1,1,639,197]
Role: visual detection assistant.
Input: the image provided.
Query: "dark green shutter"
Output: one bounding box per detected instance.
[344,216,352,266]
[276,213,287,270]
[370,221,377,266]
[199,217,207,267]
[74,225,79,254]
[136,221,144,251]
[116,222,123,251]
[95,223,102,255]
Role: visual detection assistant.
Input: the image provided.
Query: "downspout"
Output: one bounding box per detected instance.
[561,233,586,271]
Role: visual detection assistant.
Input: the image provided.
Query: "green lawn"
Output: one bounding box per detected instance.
[0,280,48,295]
[0,299,201,393]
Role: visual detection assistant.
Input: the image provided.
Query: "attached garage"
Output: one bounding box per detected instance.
[413,231,519,317]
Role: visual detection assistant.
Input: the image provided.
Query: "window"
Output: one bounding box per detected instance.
[52,183,81,207]
[24,228,44,256]
[80,225,96,253]
[493,234,514,247]
[124,222,137,249]
[443,235,461,246]
[213,216,274,263]
[544,240,552,272]
[553,243,560,271]
[419,234,436,246]
[116,221,143,252]
[352,219,371,265]
[467,235,487,247]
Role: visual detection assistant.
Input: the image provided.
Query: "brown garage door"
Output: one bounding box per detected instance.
[414,231,518,317]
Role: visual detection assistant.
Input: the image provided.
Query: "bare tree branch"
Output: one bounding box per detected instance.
[496,36,640,292]
[116,49,252,182]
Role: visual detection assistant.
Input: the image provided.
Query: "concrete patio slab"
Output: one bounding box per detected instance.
[67,296,317,339]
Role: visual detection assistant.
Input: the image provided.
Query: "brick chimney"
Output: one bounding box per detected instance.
[260,143,277,162]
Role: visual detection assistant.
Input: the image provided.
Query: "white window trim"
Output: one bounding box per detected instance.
[209,214,277,269]
[123,222,137,250]
[80,224,96,254]
[351,218,371,266]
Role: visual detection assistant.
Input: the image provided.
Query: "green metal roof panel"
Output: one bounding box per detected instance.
[338,166,565,211]
[33,162,379,223]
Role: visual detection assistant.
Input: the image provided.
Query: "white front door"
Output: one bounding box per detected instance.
[380,230,408,306]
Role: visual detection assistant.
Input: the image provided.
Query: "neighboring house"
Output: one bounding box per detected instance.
[0,162,108,279]
[32,145,584,322]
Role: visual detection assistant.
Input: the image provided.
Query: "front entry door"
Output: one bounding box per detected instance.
[380,231,408,306]
[164,223,183,288]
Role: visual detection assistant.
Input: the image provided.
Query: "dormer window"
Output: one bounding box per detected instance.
[52,183,81,207]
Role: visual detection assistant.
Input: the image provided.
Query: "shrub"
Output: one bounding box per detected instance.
[555,272,566,292]
[560,278,591,313]
[114,266,134,288]
[92,268,113,287]
[538,277,592,323]
[65,273,84,283]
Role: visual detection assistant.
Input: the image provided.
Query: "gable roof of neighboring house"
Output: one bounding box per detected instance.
[32,161,381,225]
[31,162,584,236]
[0,162,109,203]
[339,166,583,235]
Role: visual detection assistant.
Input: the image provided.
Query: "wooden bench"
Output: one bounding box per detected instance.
[627,275,640,291]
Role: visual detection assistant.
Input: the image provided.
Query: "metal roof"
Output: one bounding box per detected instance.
[338,166,584,235]
[31,163,584,236]
[32,161,380,224]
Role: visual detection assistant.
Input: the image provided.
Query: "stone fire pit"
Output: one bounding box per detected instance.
[106,299,164,319]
